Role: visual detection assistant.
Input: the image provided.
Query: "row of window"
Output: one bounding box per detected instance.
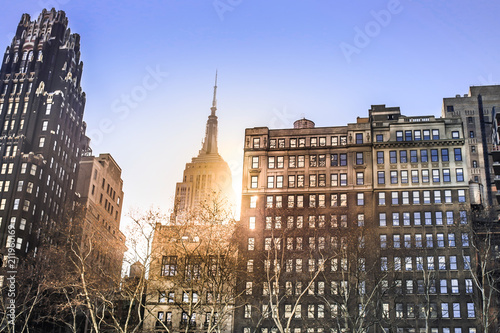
[391,302,475,320]
[379,168,464,184]
[243,301,474,321]
[379,210,468,227]
[378,148,462,164]
[379,190,467,206]
[245,278,473,298]
[251,129,459,150]
[245,253,471,273]
[243,328,477,333]
[253,169,466,189]
[248,210,468,231]
[380,255,471,271]
[380,232,469,249]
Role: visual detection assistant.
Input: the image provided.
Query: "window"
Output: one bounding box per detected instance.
[390,171,398,184]
[467,303,475,318]
[250,176,258,188]
[406,280,414,294]
[357,193,364,206]
[453,303,460,318]
[454,148,462,161]
[391,192,399,205]
[161,256,177,276]
[309,155,317,167]
[340,173,347,186]
[298,155,305,167]
[376,134,383,142]
[405,130,412,141]
[400,150,407,163]
[393,235,401,248]
[460,210,468,224]
[330,154,338,166]
[378,171,385,184]
[267,176,277,189]
[440,279,448,294]
[432,129,440,140]
[413,191,420,204]
[39,137,45,147]
[414,130,421,140]
[380,235,387,248]
[402,191,409,204]
[465,279,473,293]
[379,213,387,226]
[249,217,255,230]
[340,154,347,166]
[356,133,363,144]
[445,190,452,203]
[422,169,429,183]
[408,151,417,164]
[421,149,428,162]
[462,233,469,247]
[464,255,471,269]
[432,169,440,182]
[423,191,431,204]
[456,168,464,182]
[276,176,283,188]
[381,257,388,271]
[442,303,449,318]
[288,175,295,188]
[403,212,410,225]
[248,238,255,251]
[458,189,466,202]
[430,149,438,162]
[425,234,434,248]
[396,131,403,141]
[244,305,251,318]
[443,169,450,182]
[297,175,304,188]
[401,171,408,184]
[427,256,435,270]
[423,129,430,140]
[289,156,296,168]
[390,151,397,163]
[253,138,260,148]
[378,192,386,205]
[356,152,363,165]
[392,212,400,226]
[377,151,384,164]
[450,256,457,270]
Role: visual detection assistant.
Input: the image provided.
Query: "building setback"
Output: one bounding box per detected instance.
[236,105,480,332]
[0,9,87,278]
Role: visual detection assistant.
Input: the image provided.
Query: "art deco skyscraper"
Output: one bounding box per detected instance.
[0,9,87,268]
[173,75,235,217]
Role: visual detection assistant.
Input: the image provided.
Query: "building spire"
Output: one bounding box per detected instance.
[211,70,218,115]
[200,72,219,155]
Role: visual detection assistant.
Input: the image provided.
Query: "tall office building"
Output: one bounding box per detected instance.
[173,76,235,218]
[0,9,87,276]
[236,106,479,332]
[75,153,126,284]
[442,85,500,210]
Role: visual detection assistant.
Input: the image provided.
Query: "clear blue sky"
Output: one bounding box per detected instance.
[1,0,499,219]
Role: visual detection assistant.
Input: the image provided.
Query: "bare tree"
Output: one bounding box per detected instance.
[145,192,240,333]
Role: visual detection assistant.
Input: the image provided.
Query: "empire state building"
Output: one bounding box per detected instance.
[173,75,235,218]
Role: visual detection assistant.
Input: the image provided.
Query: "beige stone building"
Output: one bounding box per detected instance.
[76,153,126,284]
